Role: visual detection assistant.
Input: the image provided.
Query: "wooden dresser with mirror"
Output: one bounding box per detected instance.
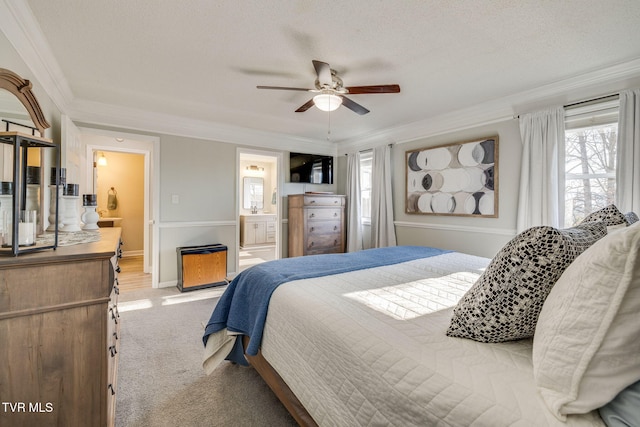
[0,228,122,427]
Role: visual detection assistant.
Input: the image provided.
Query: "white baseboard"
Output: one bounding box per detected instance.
[157,280,177,289]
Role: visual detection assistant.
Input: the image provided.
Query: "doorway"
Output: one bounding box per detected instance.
[82,128,159,288]
[237,149,282,274]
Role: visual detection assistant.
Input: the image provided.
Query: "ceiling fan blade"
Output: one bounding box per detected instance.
[339,96,370,115]
[295,99,316,112]
[257,85,313,91]
[312,60,332,87]
[345,84,401,94]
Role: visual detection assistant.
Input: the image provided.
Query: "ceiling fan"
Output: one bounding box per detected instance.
[257,60,400,115]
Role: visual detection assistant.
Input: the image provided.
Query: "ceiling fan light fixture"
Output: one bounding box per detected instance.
[313,94,342,112]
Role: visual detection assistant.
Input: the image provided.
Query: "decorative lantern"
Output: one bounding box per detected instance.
[0,129,60,255]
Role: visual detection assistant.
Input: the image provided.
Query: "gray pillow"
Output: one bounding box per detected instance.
[447,222,607,343]
[599,380,640,427]
[581,204,629,227]
[625,212,639,225]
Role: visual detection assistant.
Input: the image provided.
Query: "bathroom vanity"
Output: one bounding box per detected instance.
[240,214,276,247]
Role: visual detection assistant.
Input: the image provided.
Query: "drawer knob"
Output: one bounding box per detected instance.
[310,200,316,204]
[333,213,337,217]
[310,227,314,232]
[310,213,315,218]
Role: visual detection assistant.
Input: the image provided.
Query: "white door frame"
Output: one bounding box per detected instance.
[82,127,160,287]
[236,148,283,273]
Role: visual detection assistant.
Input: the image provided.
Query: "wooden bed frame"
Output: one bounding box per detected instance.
[242,336,317,427]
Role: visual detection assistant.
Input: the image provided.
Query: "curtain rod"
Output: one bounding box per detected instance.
[344,143,393,156]
[514,93,619,119]
[563,93,619,109]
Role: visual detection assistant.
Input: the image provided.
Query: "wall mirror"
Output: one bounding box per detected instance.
[243,177,264,210]
[0,68,59,254]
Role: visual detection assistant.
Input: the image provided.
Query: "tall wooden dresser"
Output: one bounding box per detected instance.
[288,194,346,257]
[0,228,122,427]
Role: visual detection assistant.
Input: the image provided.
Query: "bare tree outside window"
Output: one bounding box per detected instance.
[360,152,372,221]
[564,123,617,227]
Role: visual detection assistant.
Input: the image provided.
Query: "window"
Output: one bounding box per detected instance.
[563,98,619,227]
[360,151,372,222]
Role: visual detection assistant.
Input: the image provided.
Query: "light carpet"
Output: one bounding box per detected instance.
[115,286,297,427]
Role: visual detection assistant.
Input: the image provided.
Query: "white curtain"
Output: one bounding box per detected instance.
[371,145,397,247]
[516,106,565,232]
[346,152,363,252]
[616,89,640,214]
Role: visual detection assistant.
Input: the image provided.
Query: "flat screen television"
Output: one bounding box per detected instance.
[290,152,333,184]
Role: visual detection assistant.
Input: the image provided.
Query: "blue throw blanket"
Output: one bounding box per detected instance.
[202,246,450,364]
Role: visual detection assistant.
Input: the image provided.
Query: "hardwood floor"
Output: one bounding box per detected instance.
[118,255,152,292]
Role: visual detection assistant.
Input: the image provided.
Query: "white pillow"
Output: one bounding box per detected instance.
[532,222,640,420]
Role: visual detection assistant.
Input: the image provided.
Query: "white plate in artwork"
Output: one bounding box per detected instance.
[458,142,485,166]
[416,147,452,171]
[431,192,456,213]
[439,169,468,192]
[478,192,495,215]
[407,171,425,192]
[462,193,481,214]
[417,193,433,212]
[461,167,486,192]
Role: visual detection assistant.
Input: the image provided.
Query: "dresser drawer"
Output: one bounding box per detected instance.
[304,195,344,206]
[306,232,343,251]
[308,221,341,236]
[306,208,341,221]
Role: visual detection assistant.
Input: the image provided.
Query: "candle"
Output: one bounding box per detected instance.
[18,222,35,245]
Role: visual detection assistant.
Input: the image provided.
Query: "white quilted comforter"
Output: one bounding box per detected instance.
[260,252,605,427]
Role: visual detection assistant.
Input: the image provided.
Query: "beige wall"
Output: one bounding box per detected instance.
[95,151,145,252]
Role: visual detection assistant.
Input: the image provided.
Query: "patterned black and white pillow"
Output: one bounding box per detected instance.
[446,222,607,343]
[581,204,629,227]
[625,212,639,225]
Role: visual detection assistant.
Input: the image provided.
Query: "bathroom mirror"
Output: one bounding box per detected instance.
[243,177,264,210]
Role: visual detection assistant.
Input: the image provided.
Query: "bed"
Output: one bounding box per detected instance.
[202,207,640,427]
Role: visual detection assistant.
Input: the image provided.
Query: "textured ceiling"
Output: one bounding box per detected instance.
[16,0,640,144]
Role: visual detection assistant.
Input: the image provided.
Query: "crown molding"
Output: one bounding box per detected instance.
[68,98,335,155]
[337,58,640,154]
[0,0,73,112]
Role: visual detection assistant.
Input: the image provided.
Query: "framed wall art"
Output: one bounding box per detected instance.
[405,136,498,217]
